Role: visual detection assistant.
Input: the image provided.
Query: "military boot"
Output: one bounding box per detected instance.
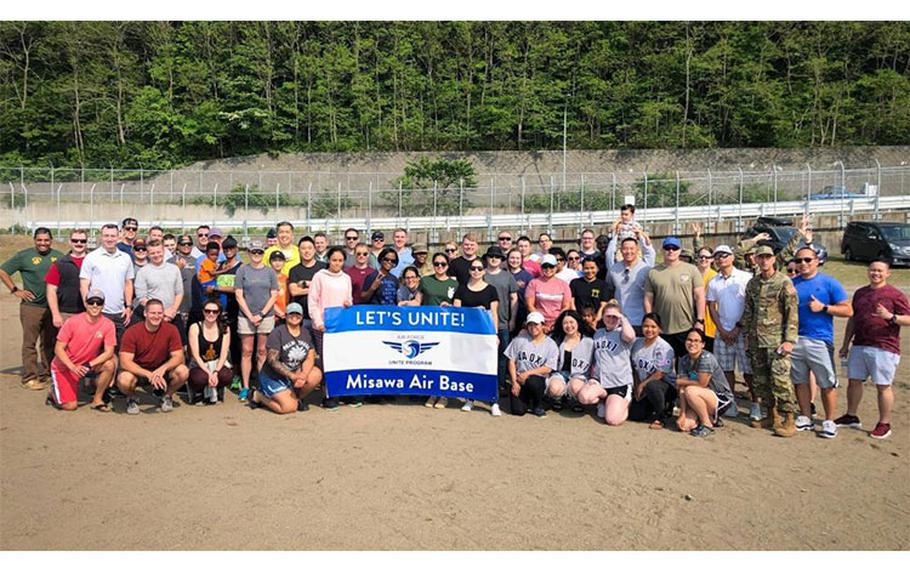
[751,405,774,429]
[774,411,797,437]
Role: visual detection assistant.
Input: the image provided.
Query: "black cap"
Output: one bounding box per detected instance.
[484,245,505,259]
[269,250,286,262]
[221,236,238,249]
[266,228,277,239]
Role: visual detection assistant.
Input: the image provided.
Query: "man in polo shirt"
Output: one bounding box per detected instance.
[46,228,89,328]
[390,228,413,278]
[606,235,656,335]
[706,244,758,420]
[313,232,329,264]
[643,235,706,359]
[0,227,64,389]
[116,217,139,257]
[117,298,189,414]
[264,221,300,275]
[48,289,117,412]
[837,259,910,440]
[80,223,135,342]
[790,245,852,438]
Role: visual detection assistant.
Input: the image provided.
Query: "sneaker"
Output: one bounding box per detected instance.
[723,402,739,418]
[461,400,474,412]
[238,388,250,402]
[348,400,363,408]
[690,424,714,437]
[424,396,437,408]
[818,420,837,439]
[834,414,863,430]
[21,377,45,391]
[126,398,140,415]
[870,422,892,440]
[434,397,448,409]
[230,376,242,391]
[749,402,763,422]
[490,403,502,417]
[322,397,340,411]
[297,400,310,412]
[596,401,605,419]
[160,396,174,413]
[551,398,563,412]
[532,407,546,418]
[795,415,813,431]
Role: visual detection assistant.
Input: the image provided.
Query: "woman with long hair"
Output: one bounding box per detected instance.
[308,246,353,410]
[628,312,677,429]
[453,257,500,415]
[546,310,595,413]
[187,300,233,404]
[676,328,734,437]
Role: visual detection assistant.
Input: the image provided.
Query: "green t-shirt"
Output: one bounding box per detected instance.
[644,262,704,335]
[1,247,64,306]
[418,275,458,306]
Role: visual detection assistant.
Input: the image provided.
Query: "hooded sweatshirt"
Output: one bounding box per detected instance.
[308,268,353,329]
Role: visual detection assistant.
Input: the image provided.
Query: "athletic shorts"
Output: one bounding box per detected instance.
[714,334,752,374]
[50,363,95,405]
[713,392,735,422]
[605,384,632,401]
[791,337,837,389]
[259,372,292,398]
[237,315,275,335]
[847,345,900,386]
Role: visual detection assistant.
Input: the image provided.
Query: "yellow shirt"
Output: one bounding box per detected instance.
[263,245,300,276]
[702,268,717,338]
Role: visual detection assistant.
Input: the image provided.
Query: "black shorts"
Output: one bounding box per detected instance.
[605,385,631,400]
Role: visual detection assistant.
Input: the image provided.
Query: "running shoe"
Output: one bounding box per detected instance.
[424,396,437,408]
[238,388,250,402]
[690,424,714,437]
[322,396,340,411]
[434,397,448,409]
[749,402,763,422]
[348,400,363,408]
[551,397,563,412]
[490,403,502,417]
[126,398,140,415]
[795,415,814,431]
[596,401,605,419]
[817,420,837,439]
[461,400,474,412]
[160,395,174,413]
[230,376,242,391]
[870,422,892,440]
[297,400,310,412]
[834,413,862,429]
[531,407,546,418]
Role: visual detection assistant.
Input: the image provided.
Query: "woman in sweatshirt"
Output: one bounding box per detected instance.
[308,247,353,410]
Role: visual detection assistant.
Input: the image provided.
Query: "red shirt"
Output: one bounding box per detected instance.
[52,313,116,367]
[523,259,542,278]
[45,255,84,286]
[851,284,910,355]
[345,265,376,305]
[120,321,183,369]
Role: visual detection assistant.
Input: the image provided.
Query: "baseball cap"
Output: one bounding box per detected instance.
[248,240,265,252]
[266,228,277,239]
[208,227,223,239]
[371,231,385,241]
[86,289,105,302]
[714,245,734,256]
[412,243,429,254]
[132,238,147,249]
[540,254,557,267]
[269,250,286,262]
[754,245,775,257]
[526,312,546,325]
[484,245,505,259]
[662,236,682,250]
[286,302,304,316]
[221,236,238,249]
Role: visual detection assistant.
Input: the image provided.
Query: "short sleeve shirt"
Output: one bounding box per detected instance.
[263,324,314,376]
[678,351,732,400]
[631,337,676,386]
[1,247,63,306]
[792,273,849,344]
[592,327,635,388]
[483,270,519,327]
[120,321,182,369]
[80,247,135,314]
[419,275,458,306]
[644,262,704,335]
[851,284,910,355]
[454,283,498,310]
[363,272,399,305]
[344,265,376,305]
[505,334,559,375]
[235,264,279,317]
[525,276,572,326]
[570,277,610,312]
[54,313,116,367]
[706,268,752,331]
[288,261,327,319]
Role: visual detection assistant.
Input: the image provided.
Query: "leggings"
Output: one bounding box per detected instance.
[628,380,677,422]
[188,366,234,395]
[510,375,546,416]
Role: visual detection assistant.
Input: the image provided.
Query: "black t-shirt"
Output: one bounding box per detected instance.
[288,260,326,319]
[570,277,611,311]
[454,283,498,309]
[448,256,478,286]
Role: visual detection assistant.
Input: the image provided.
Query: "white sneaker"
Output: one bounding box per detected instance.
[461,400,474,412]
[795,415,813,431]
[597,401,605,419]
[424,396,436,408]
[490,403,502,417]
[749,402,763,422]
[434,397,448,409]
[818,419,837,439]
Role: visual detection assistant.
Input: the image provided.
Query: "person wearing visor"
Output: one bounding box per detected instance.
[234,240,279,402]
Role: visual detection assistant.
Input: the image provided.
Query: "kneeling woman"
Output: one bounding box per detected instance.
[251,302,323,414]
[575,300,636,425]
[505,312,559,417]
[187,300,234,404]
[546,310,594,412]
[628,312,677,429]
[676,328,734,437]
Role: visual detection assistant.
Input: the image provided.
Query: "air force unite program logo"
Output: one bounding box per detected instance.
[383,340,440,359]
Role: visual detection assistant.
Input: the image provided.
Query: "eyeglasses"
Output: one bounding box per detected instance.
[663,246,680,252]
[433,262,448,267]
[567,256,579,261]
[133,247,147,252]
[373,237,384,242]
[795,257,814,264]
[469,266,485,272]
[203,308,220,314]
[556,257,566,263]
[445,248,457,253]
[70,238,87,244]
[86,298,104,307]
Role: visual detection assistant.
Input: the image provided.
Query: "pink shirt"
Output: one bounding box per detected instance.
[526,276,572,326]
[308,269,353,329]
[51,313,116,368]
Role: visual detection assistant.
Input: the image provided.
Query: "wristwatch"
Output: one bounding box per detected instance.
[696,319,705,324]
[891,314,899,325]
[9,286,18,294]
[822,305,829,313]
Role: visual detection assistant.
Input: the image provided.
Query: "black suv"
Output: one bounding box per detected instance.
[742,217,828,264]
[841,222,910,266]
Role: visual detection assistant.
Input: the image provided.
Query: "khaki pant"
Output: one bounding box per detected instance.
[19,303,56,384]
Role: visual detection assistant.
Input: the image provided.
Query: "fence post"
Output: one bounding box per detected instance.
[244,183,249,216]
[149,183,155,207]
[56,180,63,233]
[181,183,186,210]
[874,159,881,220]
[737,167,744,233]
[580,173,585,231]
[674,171,681,234]
[643,171,649,231]
[109,166,113,202]
[307,182,312,227]
[140,167,144,203]
[398,180,403,220]
[489,177,495,242]
[275,183,281,212]
[805,163,812,216]
[170,169,174,201]
[520,177,526,231]
[89,184,96,236]
[772,165,778,214]
[120,183,125,209]
[337,182,342,222]
[80,165,85,201]
[8,182,14,211]
[459,178,464,233]
[368,181,373,230]
[549,176,554,235]
[836,160,845,227]
[212,184,218,226]
[611,172,616,212]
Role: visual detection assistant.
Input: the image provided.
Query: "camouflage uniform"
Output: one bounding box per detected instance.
[735,231,803,274]
[740,258,799,413]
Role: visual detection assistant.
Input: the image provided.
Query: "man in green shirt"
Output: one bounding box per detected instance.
[0,227,65,390]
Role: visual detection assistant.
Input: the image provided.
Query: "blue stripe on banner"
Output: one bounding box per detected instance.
[324,305,496,335]
[325,369,498,401]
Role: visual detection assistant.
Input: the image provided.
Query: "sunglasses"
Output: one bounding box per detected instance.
[250,250,264,255]
[787,269,798,274]
[795,257,814,264]
[178,242,192,246]
[698,255,713,260]
[355,252,369,256]
[133,247,147,252]
[124,226,138,231]
[714,252,731,259]
[71,238,87,244]
[567,256,579,261]
[663,246,680,251]
[469,266,485,272]
[445,248,457,253]
[86,298,104,306]
[197,232,209,237]
[382,257,397,264]
[433,262,448,267]
[542,264,556,269]
[203,308,221,314]
[373,237,384,242]
[499,236,512,241]
[345,236,359,241]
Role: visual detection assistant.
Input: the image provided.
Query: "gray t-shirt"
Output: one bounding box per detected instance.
[134,261,184,312]
[484,269,519,327]
[167,253,197,313]
[556,336,595,378]
[631,337,676,386]
[678,350,732,401]
[235,264,279,317]
[592,326,635,388]
[505,334,559,376]
[609,260,652,326]
[262,324,314,378]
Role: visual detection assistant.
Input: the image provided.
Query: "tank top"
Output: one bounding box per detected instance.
[195,323,224,363]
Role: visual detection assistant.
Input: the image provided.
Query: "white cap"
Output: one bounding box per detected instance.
[526,312,546,325]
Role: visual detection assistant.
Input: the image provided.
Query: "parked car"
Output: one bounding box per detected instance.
[841,222,910,266]
[743,217,828,264]
[809,185,865,200]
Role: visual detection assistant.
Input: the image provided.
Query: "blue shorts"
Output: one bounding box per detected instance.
[259,372,292,398]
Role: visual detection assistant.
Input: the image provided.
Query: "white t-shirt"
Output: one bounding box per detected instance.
[706,267,752,331]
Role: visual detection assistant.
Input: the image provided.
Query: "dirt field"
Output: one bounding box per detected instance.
[1,236,908,550]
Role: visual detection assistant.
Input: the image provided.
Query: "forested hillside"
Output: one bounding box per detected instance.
[1,21,908,170]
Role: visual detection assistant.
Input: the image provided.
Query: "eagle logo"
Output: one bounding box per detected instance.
[383,340,440,359]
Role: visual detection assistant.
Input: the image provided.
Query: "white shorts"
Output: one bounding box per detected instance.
[847,345,900,386]
[237,315,275,335]
[713,334,752,374]
[791,337,837,389]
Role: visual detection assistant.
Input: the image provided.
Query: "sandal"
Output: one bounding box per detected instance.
[649,420,664,430]
[571,402,584,413]
[91,401,112,413]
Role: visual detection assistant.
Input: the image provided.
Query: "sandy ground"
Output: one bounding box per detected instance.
[1,239,908,550]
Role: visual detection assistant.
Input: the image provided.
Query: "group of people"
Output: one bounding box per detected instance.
[1,205,905,440]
